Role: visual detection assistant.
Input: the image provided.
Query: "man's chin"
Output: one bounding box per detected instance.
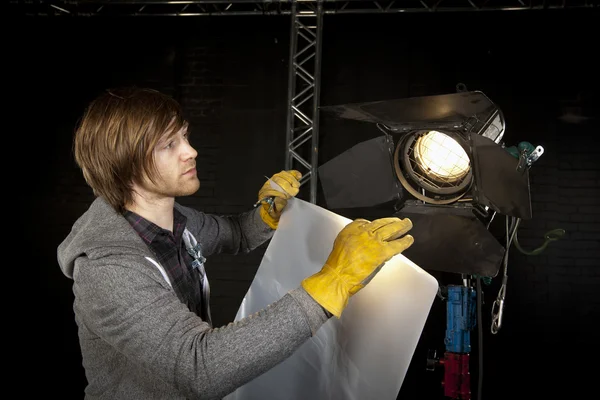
[179,180,200,197]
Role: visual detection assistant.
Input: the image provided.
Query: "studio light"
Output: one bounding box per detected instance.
[317,89,551,399]
[317,90,538,277]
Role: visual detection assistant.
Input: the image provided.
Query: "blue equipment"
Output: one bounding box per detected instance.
[444,285,476,353]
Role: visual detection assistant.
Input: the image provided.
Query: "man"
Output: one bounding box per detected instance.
[57,87,414,399]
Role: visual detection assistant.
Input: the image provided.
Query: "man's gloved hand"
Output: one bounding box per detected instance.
[257,170,302,229]
[302,217,414,318]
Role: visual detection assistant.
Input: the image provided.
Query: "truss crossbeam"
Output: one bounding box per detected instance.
[10,0,596,17]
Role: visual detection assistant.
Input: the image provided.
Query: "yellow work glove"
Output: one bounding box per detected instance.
[302,217,414,318]
[257,170,302,229]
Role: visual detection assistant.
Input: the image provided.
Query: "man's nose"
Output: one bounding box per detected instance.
[182,141,198,160]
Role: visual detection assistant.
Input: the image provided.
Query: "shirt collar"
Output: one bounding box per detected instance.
[123,207,188,245]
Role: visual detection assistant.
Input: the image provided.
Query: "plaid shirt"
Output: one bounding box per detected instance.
[123,208,208,321]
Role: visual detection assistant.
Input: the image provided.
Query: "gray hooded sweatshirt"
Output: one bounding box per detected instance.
[57,197,331,400]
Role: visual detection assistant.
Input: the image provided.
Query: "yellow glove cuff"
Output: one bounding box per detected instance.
[260,206,279,230]
[301,265,360,318]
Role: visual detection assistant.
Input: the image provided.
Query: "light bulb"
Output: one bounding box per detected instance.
[413,131,470,183]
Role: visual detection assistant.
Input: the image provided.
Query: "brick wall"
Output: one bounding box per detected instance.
[519,132,599,335]
[18,9,597,400]
[483,120,598,399]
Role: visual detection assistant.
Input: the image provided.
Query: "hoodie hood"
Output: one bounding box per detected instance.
[57,197,152,279]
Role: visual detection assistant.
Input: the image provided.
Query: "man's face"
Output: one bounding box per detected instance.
[142,125,200,199]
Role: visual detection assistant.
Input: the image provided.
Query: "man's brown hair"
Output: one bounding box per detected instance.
[74,87,187,213]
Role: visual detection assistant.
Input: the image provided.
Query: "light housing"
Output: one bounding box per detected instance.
[317,90,532,277]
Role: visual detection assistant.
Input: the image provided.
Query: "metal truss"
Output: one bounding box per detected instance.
[10,0,597,17]
[11,0,291,17]
[284,0,324,204]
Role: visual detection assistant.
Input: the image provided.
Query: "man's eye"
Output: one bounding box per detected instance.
[164,141,174,149]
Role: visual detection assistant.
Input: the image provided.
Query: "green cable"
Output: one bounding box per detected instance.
[472,275,493,285]
[513,228,566,256]
[503,142,565,255]
[473,226,565,284]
